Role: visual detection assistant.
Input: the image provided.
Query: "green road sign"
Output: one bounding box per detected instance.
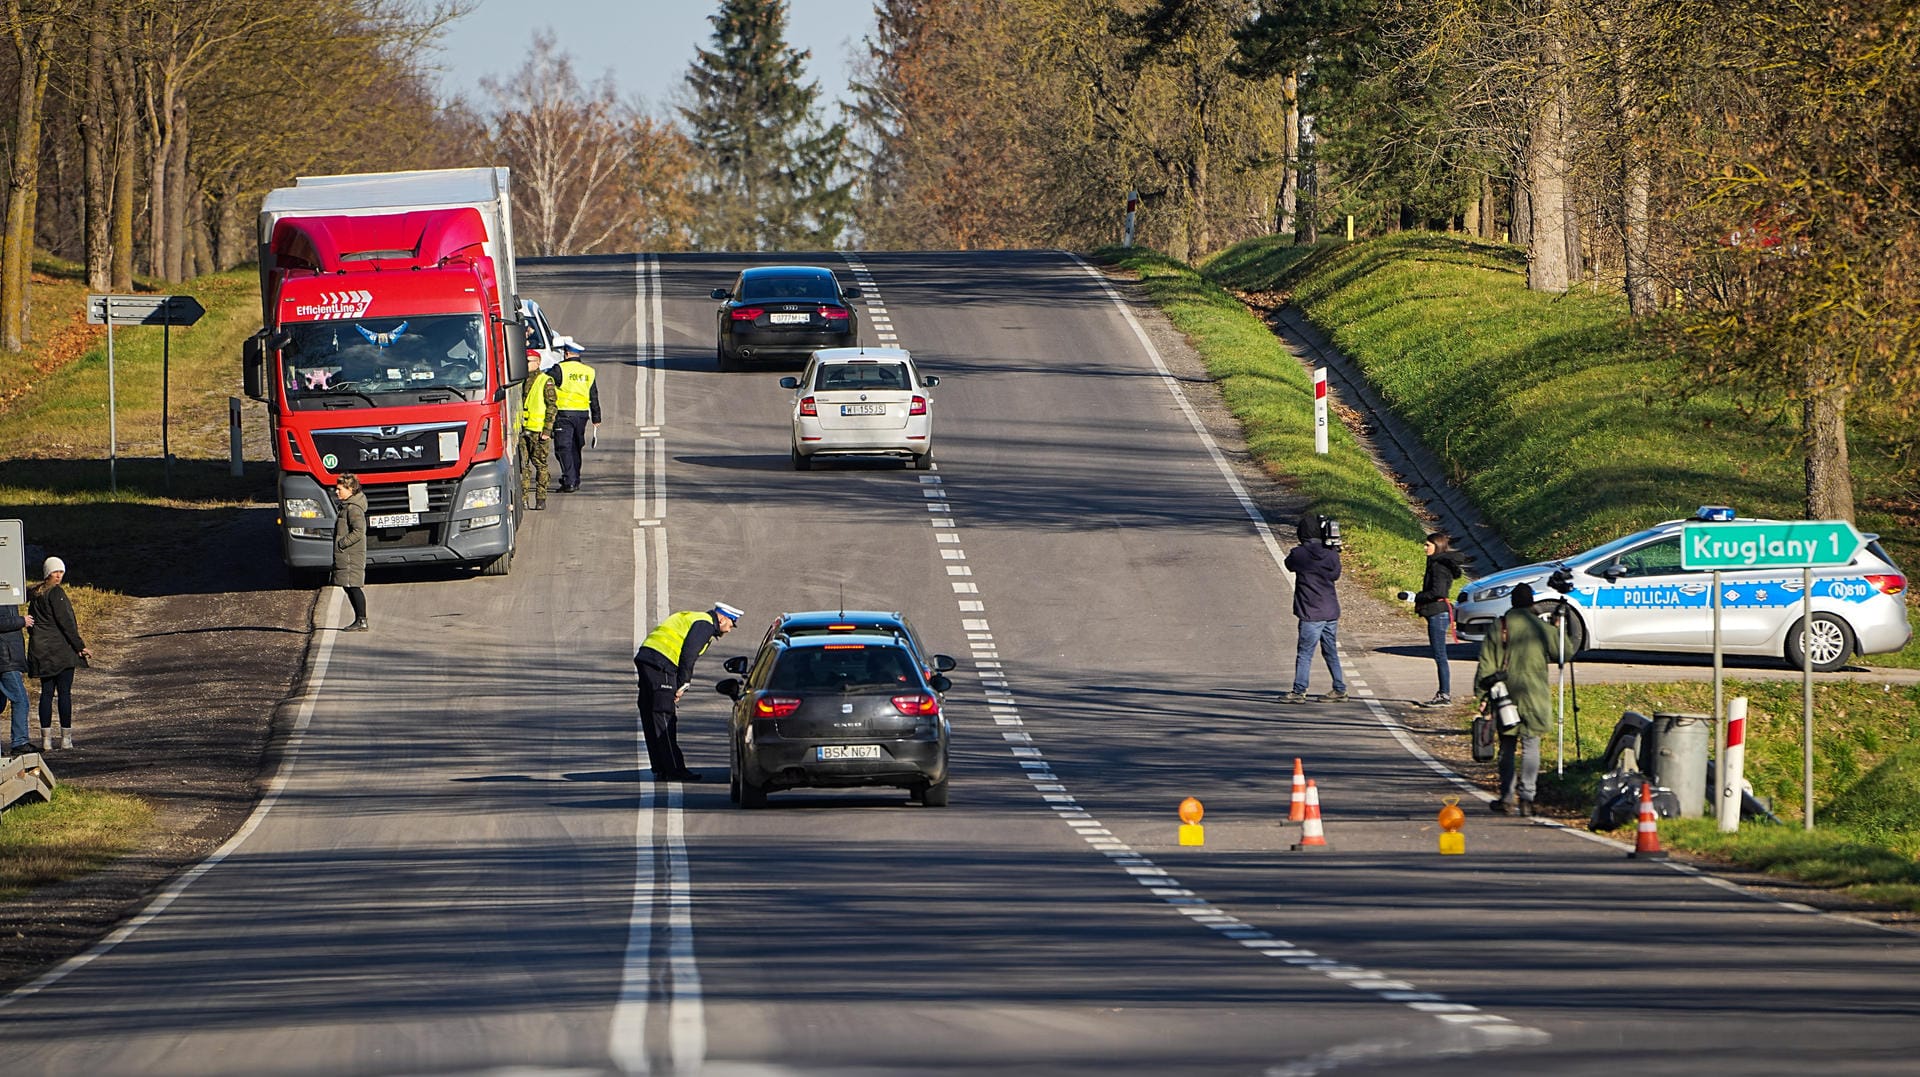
[1681,520,1867,570]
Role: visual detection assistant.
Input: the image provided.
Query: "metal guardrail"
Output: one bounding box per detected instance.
[1,752,58,811]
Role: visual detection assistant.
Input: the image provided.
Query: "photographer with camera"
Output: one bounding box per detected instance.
[1413,532,1469,707]
[1279,512,1348,705]
[1474,582,1566,815]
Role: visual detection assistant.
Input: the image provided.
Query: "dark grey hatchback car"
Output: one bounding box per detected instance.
[716,631,952,808]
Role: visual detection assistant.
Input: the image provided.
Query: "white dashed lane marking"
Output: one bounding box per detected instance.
[835,250,1550,1059]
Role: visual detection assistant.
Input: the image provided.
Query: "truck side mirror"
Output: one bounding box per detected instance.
[242,334,267,402]
[503,317,529,384]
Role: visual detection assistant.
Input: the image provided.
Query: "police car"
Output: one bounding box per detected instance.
[1453,507,1911,672]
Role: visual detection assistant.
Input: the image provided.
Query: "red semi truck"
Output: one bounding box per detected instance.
[242,168,532,578]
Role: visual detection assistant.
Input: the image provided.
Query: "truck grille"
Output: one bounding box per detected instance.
[311,421,467,473]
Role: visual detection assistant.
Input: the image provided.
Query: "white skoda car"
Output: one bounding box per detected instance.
[781,348,938,470]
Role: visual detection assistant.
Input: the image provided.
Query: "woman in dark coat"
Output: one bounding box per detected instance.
[27,556,91,749]
[1414,532,1470,707]
[332,473,370,631]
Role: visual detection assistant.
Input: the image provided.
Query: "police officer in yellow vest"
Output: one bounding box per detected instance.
[634,602,742,782]
[550,337,601,493]
[519,355,559,510]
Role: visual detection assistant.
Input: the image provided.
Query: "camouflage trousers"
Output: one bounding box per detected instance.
[520,431,552,505]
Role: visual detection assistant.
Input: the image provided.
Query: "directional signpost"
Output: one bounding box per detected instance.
[87,295,206,493]
[1682,519,1866,831]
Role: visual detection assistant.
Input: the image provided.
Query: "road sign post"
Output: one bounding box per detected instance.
[86,295,206,493]
[1681,519,1866,830]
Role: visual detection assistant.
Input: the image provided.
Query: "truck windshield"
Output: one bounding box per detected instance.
[281,314,487,402]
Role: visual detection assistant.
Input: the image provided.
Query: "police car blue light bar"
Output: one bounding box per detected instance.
[1695,505,1736,521]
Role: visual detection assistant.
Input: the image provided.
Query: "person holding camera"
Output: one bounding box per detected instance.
[1474,582,1565,815]
[1279,512,1348,705]
[1414,532,1469,707]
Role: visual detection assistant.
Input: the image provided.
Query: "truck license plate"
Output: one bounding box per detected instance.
[368,512,419,528]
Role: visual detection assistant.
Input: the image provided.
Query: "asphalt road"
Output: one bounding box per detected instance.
[1,251,1916,1076]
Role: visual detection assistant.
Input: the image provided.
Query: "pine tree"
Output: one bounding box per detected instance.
[680,0,853,251]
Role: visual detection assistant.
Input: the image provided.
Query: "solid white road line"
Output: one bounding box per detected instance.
[611,256,705,1074]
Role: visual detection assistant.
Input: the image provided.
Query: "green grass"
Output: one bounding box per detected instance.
[0,785,154,900]
[1,259,273,613]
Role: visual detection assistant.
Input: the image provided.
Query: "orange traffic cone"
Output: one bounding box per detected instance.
[1291,779,1331,851]
[1629,781,1668,859]
[1288,758,1308,822]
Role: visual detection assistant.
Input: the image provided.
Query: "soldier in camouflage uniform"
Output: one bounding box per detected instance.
[520,357,559,510]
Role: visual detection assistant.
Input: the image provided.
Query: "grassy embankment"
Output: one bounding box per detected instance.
[0,253,266,879]
[1101,233,1920,910]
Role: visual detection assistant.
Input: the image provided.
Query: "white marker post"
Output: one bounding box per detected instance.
[1123,189,1140,248]
[1718,696,1747,832]
[1313,367,1328,454]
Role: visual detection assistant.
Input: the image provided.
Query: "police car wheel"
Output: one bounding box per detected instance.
[1537,601,1587,656]
[1785,613,1853,673]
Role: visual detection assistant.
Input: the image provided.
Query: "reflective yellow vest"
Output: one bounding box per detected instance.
[641,610,715,669]
[554,360,595,411]
[522,370,554,431]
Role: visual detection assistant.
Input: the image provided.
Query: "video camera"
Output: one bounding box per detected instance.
[1547,565,1575,594]
[1318,515,1342,549]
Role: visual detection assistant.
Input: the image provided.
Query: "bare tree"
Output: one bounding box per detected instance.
[483,33,635,256]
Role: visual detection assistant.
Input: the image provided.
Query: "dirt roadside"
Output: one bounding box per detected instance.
[0,511,314,990]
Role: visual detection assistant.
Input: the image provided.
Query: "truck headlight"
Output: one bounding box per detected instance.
[461,486,502,511]
[284,497,325,520]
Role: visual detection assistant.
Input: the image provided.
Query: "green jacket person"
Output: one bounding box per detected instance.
[520,362,559,509]
[633,602,742,782]
[1474,582,1565,816]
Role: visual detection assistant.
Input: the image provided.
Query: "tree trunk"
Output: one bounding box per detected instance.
[82,7,111,292]
[1277,71,1298,236]
[1525,90,1572,291]
[1463,191,1481,237]
[1294,136,1317,245]
[108,7,135,291]
[1479,175,1500,240]
[1803,380,1855,521]
[1621,153,1655,314]
[164,101,191,280]
[1563,193,1582,285]
[1188,146,1209,259]
[1510,172,1531,249]
[2,4,56,351]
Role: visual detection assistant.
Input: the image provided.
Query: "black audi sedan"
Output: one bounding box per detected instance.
[711,265,861,370]
[716,630,951,808]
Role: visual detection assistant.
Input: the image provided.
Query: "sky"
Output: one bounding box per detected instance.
[431,0,879,117]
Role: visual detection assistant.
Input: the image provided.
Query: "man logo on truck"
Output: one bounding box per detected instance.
[361,445,424,463]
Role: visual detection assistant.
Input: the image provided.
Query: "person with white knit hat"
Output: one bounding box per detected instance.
[27,557,91,750]
[632,601,743,782]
